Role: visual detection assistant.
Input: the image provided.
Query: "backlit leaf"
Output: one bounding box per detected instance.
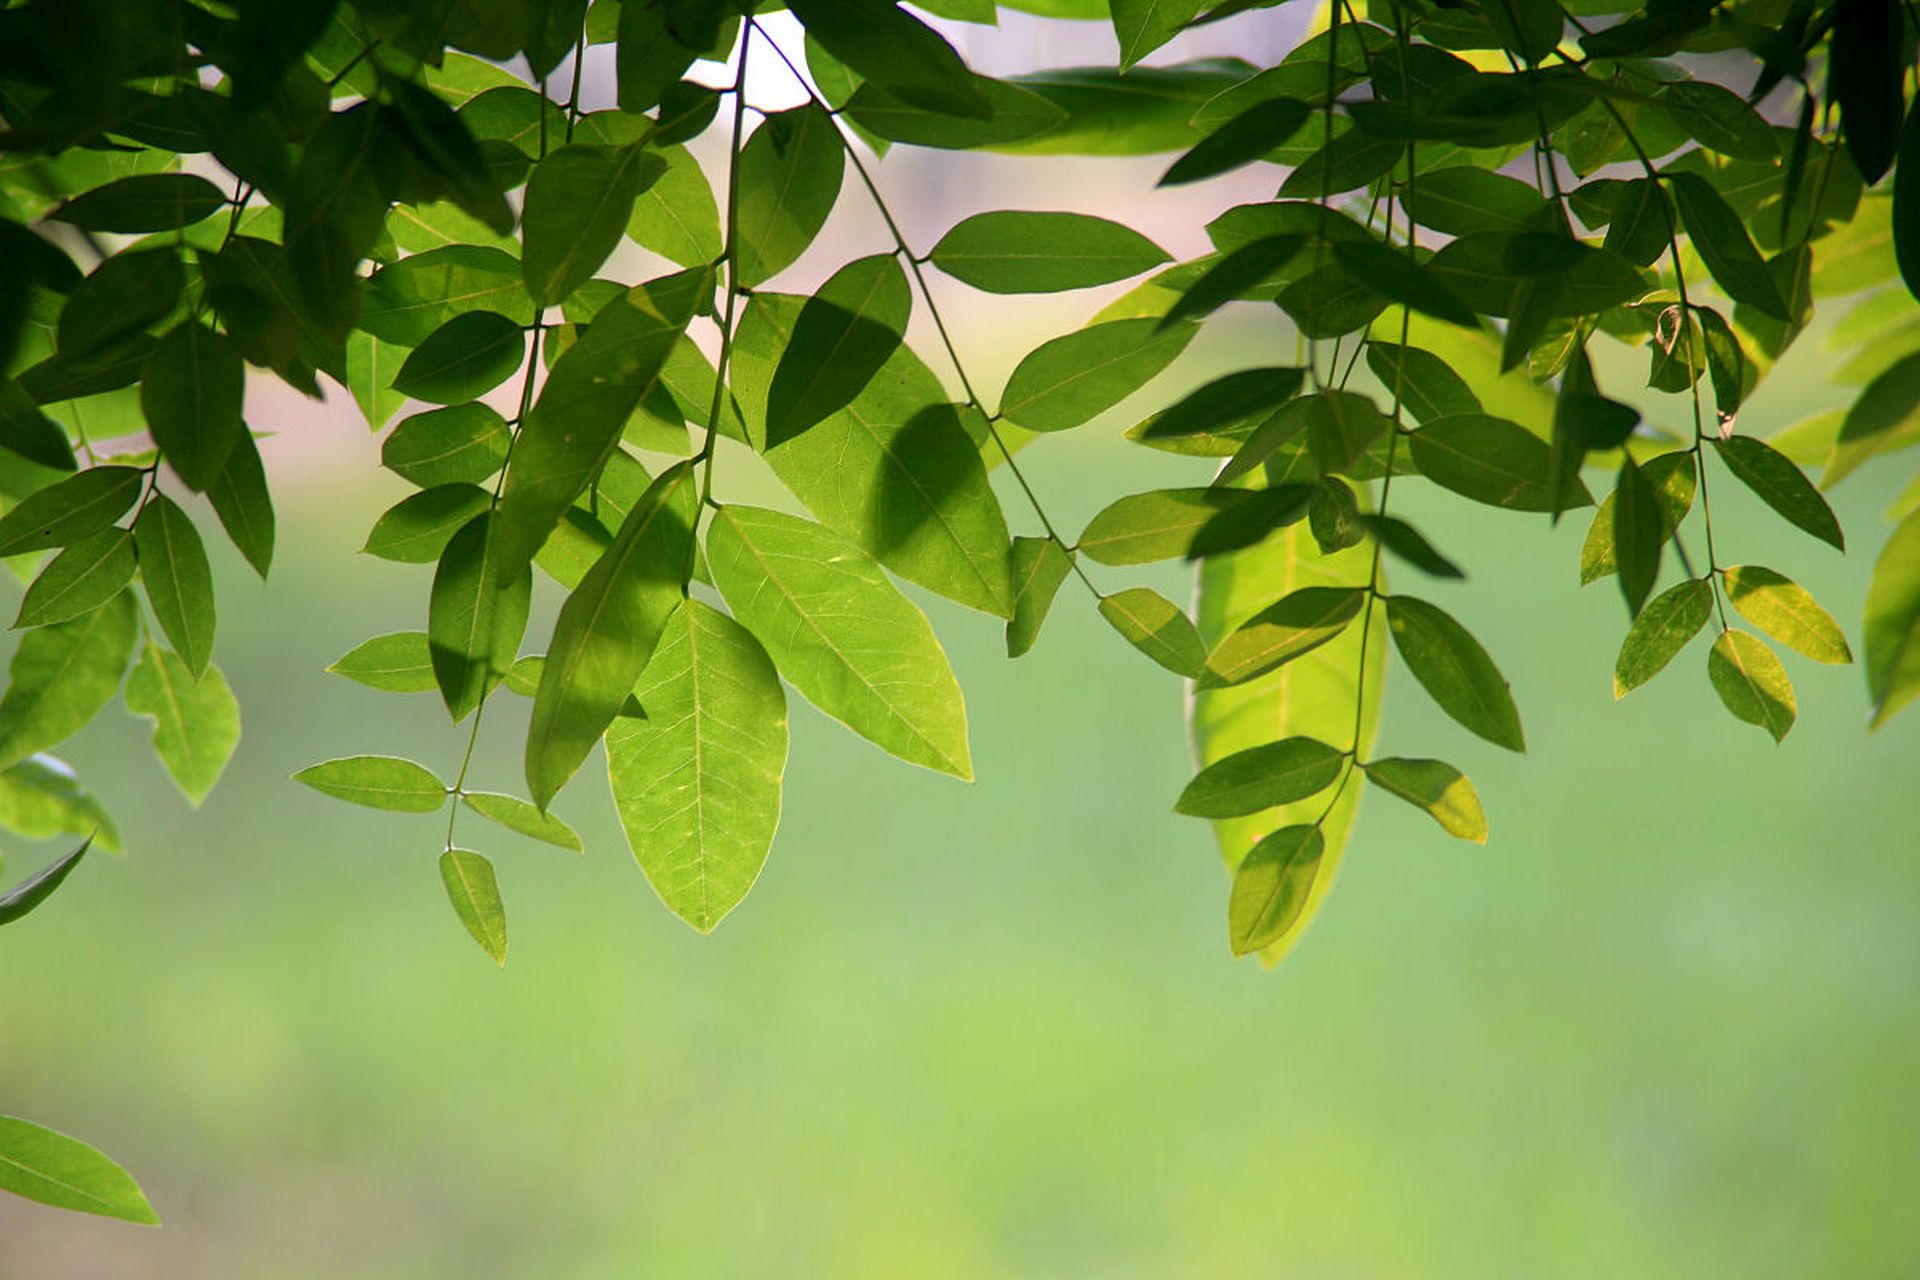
[134,495,216,678]
[1864,507,1920,726]
[999,318,1195,431]
[327,632,437,693]
[1098,586,1208,678]
[0,1115,157,1225]
[521,144,664,306]
[1007,536,1072,657]
[391,312,525,405]
[1363,757,1487,842]
[1613,578,1713,697]
[930,211,1169,293]
[1723,565,1851,665]
[766,254,911,447]
[0,591,138,771]
[1228,823,1323,956]
[15,530,135,629]
[735,104,845,287]
[1409,414,1589,512]
[123,646,239,806]
[439,848,507,964]
[462,790,583,851]
[1715,435,1844,550]
[1385,594,1525,751]
[363,484,492,564]
[141,324,244,491]
[1706,629,1795,741]
[382,403,511,488]
[1078,488,1241,565]
[293,755,448,812]
[1202,586,1365,688]
[429,513,532,721]
[1176,736,1344,818]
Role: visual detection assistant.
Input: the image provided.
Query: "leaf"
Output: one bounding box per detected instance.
[735,104,846,287]
[842,74,1067,150]
[1308,478,1363,554]
[141,324,244,491]
[1612,458,1663,618]
[1667,171,1790,321]
[361,245,534,346]
[1187,485,1313,558]
[1331,241,1477,327]
[1228,824,1324,957]
[363,483,493,563]
[1176,736,1344,819]
[1581,450,1695,583]
[766,255,910,448]
[123,646,239,807]
[526,463,695,809]
[1007,535,1072,657]
[0,467,142,558]
[1830,0,1904,183]
[0,591,138,772]
[1160,97,1311,186]
[430,513,532,722]
[1403,166,1547,237]
[1714,435,1844,551]
[707,505,971,778]
[1827,350,1920,487]
[627,144,722,267]
[462,791,583,851]
[1129,366,1304,452]
[134,495,216,679]
[1098,587,1208,678]
[930,211,1170,293]
[327,632,437,693]
[207,429,274,577]
[51,173,226,233]
[1385,595,1525,751]
[999,60,1249,157]
[1896,93,1920,301]
[1201,586,1365,688]
[1364,342,1481,424]
[0,1114,157,1225]
[1707,629,1796,742]
[56,250,182,361]
[15,530,136,629]
[0,380,76,472]
[392,312,526,405]
[1077,488,1241,565]
[521,144,663,307]
[1361,514,1464,579]
[607,600,788,932]
[1660,81,1778,163]
[293,752,449,812]
[1865,507,1920,726]
[382,403,510,488]
[0,836,93,928]
[1363,758,1487,843]
[493,275,703,582]
[787,0,990,118]
[1110,0,1207,67]
[999,319,1196,431]
[1157,236,1305,331]
[439,848,508,964]
[1723,565,1852,665]
[1409,414,1590,512]
[0,757,119,852]
[1613,578,1714,697]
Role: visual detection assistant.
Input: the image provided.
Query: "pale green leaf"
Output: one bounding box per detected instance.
[1362,757,1487,842]
[293,755,448,812]
[0,1115,157,1225]
[1707,629,1796,741]
[123,646,240,807]
[439,848,508,964]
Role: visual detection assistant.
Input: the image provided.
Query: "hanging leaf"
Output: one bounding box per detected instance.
[1331,241,1477,327]
[50,173,227,233]
[706,505,971,778]
[1361,515,1465,579]
[207,428,274,578]
[134,495,216,679]
[0,467,143,558]
[929,211,1170,293]
[1581,450,1695,583]
[428,513,532,722]
[1722,565,1852,665]
[765,254,911,447]
[1409,414,1590,512]
[521,144,664,307]
[1007,536,1072,657]
[0,591,139,772]
[381,403,511,488]
[1364,342,1481,424]
[999,319,1196,431]
[607,600,788,932]
[1160,97,1311,187]
[0,836,94,929]
[439,848,508,964]
[1362,757,1487,843]
[1668,172,1791,321]
[1175,736,1345,819]
[787,0,990,118]
[1384,595,1525,751]
[1077,488,1242,565]
[1611,458,1663,618]
[1864,507,1920,727]
[141,324,245,491]
[391,312,526,405]
[462,791,583,851]
[1706,629,1796,741]
[1099,586,1208,678]
[1201,586,1366,688]
[1826,349,1920,487]
[327,632,438,693]
[1227,823,1324,957]
[293,755,449,812]
[1613,578,1714,697]
[1714,435,1844,550]
[15,530,136,629]
[735,104,846,287]
[363,483,493,563]
[123,646,240,806]
[0,1115,157,1225]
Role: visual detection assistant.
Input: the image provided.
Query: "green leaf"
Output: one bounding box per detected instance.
[1865,507,1920,726]
[1176,736,1344,819]
[842,74,1068,150]
[0,836,93,929]
[1308,478,1363,554]
[1707,629,1795,742]
[1157,236,1304,330]
[1403,167,1548,237]
[607,599,788,932]
[0,1114,157,1225]
[1409,414,1590,512]
[1160,97,1311,187]
[1098,586,1208,678]
[362,245,535,346]
[207,428,274,577]
[1228,823,1324,957]
[521,144,664,307]
[1007,535,1072,657]
[1723,565,1852,665]
[1612,458,1663,618]
[134,494,215,679]
[788,0,990,118]
[0,591,138,771]
[1077,488,1241,565]
[998,60,1248,157]
[326,631,438,693]
[382,403,511,488]
[1129,366,1304,452]
[1192,523,1382,963]
[1581,450,1695,583]
[1331,241,1477,327]
[1385,594,1525,751]
[1667,171,1790,321]
[627,144,722,268]
[392,312,526,405]
[1110,0,1207,67]
[0,757,121,852]
[51,173,226,233]
[141,324,244,491]
[999,319,1196,431]
[493,275,703,583]
[735,104,846,287]
[56,250,182,361]
[1603,178,1675,268]
[430,513,532,722]
[707,505,971,778]
[766,255,911,448]
[1660,81,1778,163]
[1187,485,1313,559]
[362,483,493,564]
[1483,0,1563,62]
[439,848,508,965]
[526,463,695,809]
[1827,349,1920,487]
[1364,342,1481,424]
[293,755,448,812]
[15,530,136,629]
[1895,94,1920,301]
[123,646,239,807]
[0,380,77,472]
[1363,757,1487,843]
[1613,578,1714,697]
[930,211,1170,293]
[1361,514,1464,579]
[0,467,142,558]
[462,790,583,851]
[1714,435,1844,551]
[1201,586,1365,688]
[1830,0,1903,183]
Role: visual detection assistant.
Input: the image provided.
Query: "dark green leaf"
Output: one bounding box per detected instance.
[51,173,227,233]
[735,104,846,287]
[439,848,508,964]
[1187,485,1313,559]
[931,211,1170,293]
[141,323,244,491]
[134,494,215,678]
[0,836,93,929]
[0,380,78,472]
[1385,594,1525,750]
[522,144,664,307]
[1364,342,1480,424]
[1603,177,1675,268]
[392,312,526,405]
[1707,629,1795,741]
[1612,458,1663,618]
[1613,577,1713,697]
[1332,241,1477,326]
[1668,171,1790,320]
[1404,166,1547,237]
[1007,536,1072,657]
[15,530,135,629]
[788,0,990,118]
[429,513,532,721]
[1176,736,1344,818]
[1099,586,1208,678]
[1129,366,1303,453]
[1581,450,1695,583]
[1228,823,1323,957]
[1201,586,1365,687]
[1158,235,1303,328]
[766,255,910,447]
[1159,97,1310,186]
[1362,514,1464,579]
[1409,413,1589,512]
[1830,0,1903,183]
[842,75,1068,150]
[1362,757,1487,842]
[293,754,448,812]
[1660,81,1778,162]
[56,250,182,361]
[1715,435,1843,551]
[1827,350,1920,487]
[362,245,534,346]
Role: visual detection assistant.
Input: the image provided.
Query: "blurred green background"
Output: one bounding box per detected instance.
[3,348,1916,1275]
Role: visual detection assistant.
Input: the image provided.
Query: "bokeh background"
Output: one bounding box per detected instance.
[3,12,1918,1278]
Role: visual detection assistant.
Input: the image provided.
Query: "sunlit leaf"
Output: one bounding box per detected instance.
[1362,757,1487,843]
[1385,595,1525,751]
[0,1114,157,1225]
[1175,736,1344,819]
[123,646,239,806]
[439,848,508,964]
[1707,629,1795,742]
[1723,565,1851,665]
[293,755,448,812]
[1613,578,1713,697]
